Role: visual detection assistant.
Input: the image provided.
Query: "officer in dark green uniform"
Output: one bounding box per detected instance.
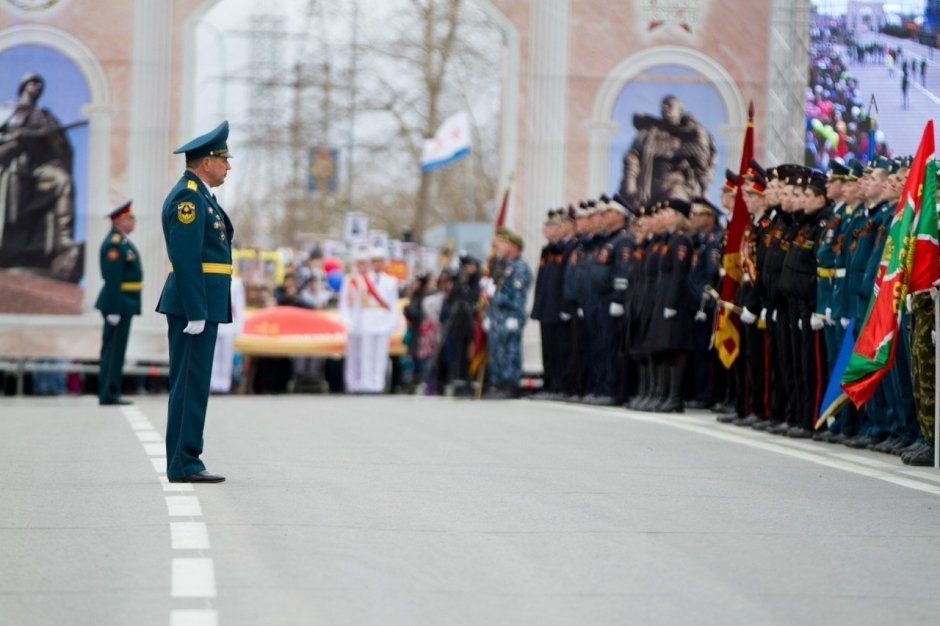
[157,121,234,483]
[95,200,142,405]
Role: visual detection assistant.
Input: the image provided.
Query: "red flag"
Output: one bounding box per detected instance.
[713,101,754,369]
[494,183,511,229]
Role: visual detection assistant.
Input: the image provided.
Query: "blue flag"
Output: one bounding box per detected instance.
[815,319,855,429]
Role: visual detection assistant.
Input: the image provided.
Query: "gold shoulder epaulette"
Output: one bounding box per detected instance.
[110,233,122,243]
[187,180,198,191]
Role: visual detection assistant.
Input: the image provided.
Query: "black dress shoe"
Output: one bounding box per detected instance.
[100,399,133,406]
[716,414,739,424]
[169,470,225,483]
[812,430,835,442]
[685,399,709,410]
[768,422,792,436]
[733,415,759,427]
[905,445,937,466]
[786,426,813,439]
[752,419,777,431]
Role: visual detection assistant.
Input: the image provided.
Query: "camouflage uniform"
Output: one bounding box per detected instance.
[486,256,532,390]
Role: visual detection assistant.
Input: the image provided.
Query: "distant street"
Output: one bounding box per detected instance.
[3,394,940,626]
[851,31,940,152]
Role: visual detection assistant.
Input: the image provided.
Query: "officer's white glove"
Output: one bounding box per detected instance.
[105,314,121,326]
[483,279,496,298]
[905,293,913,313]
[609,302,624,317]
[760,308,767,323]
[577,308,584,319]
[798,318,803,331]
[694,310,707,322]
[505,317,519,332]
[772,309,778,323]
[810,315,825,331]
[559,312,572,322]
[482,317,491,332]
[663,307,677,320]
[740,308,757,325]
[840,317,851,330]
[183,320,206,335]
[824,307,834,325]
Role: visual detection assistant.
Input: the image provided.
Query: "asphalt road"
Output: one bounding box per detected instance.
[2,394,940,626]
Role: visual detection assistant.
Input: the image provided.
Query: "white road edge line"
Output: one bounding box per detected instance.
[566,404,940,497]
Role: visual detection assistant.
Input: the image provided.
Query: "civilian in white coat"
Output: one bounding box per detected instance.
[339,249,399,392]
[210,275,245,393]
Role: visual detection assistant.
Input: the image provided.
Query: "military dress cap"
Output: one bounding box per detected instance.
[662,198,691,217]
[495,226,524,250]
[108,199,133,220]
[722,168,738,192]
[804,169,828,194]
[597,193,612,211]
[774,164,804,185]
[828,160,850,180]
[691,196,722,216]
[611,192,638,218]
[847,158,864,180]
[744,160,767,193]
[867,154,892,172]
[173,120,232,160]
[565,204,577,221]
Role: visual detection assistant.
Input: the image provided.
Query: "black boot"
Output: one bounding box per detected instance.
[640,360,666,411]
[627,363,648,409]
[654,363,685,413]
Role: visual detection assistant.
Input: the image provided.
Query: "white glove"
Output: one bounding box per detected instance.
[694,310,707,322]
[609,302,624,317]
[772,309,778,323]
[663,307,677,320]
[798,318,803,331]
[840,317,851,330]
[183,320,206,335]
[577,308,584,319]
[105,314,121,326]
[482,317,491,332]
[824,307,834,325]
[483,279,496,298]
[810,315,825,331]
[760,308,767,323]
[740,308,757,325]
[559,312,572,322]
[905,293,913,313]
[505,317,520,331]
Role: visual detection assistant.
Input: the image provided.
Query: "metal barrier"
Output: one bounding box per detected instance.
[0,359,169,396]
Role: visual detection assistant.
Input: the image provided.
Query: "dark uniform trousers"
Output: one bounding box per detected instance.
[742,319,770,419]
[540,322,566,394]
[166,316,220,479]
[99,316,133,403]
[795,304,826,429]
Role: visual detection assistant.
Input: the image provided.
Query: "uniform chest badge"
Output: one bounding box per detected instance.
[107,248,120,262]
[126,251,136,261]
[598,247,610,264]
[676,245,687,262]
[178,201,196,224]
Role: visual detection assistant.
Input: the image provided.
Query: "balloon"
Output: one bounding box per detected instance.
[322,256,342,274]
[811,118,824,133]
[326,269,343,292]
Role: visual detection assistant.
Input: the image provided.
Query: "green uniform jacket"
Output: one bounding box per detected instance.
[94,228,143,315]
[156,171,234,323]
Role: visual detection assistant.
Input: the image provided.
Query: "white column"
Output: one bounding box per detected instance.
[523,0,570,258]
[80,103,116,313]
[128,0,174,360]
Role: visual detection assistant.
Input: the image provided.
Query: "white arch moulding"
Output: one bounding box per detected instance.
[585,45,747,197]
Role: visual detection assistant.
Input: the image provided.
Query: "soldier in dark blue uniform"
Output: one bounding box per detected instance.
[562,202,598,400]
[686,196,723,409]
[530,209,567,399]
[628,202,665,410]
[156,121,234,483]
[95,200,142,405]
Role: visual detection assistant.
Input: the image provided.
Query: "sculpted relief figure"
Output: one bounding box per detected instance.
[619,95,717,208]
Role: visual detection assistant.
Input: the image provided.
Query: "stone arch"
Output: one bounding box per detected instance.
[585,45,746,196]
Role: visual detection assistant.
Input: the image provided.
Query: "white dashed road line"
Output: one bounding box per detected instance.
[120,406,219,625]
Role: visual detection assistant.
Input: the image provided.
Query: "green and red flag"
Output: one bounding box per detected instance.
[713,101,754,369]
[841,120,935,407]
[908,155,939,295]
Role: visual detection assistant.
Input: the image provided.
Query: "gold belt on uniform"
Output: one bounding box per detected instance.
[170,263,233,275]
[120,282,143,291]
[817,268,836,278]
